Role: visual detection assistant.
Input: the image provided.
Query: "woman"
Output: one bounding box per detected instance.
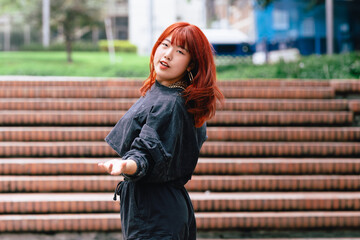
[98,22,224,240]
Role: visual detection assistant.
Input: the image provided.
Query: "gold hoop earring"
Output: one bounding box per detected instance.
[188,71,194,84]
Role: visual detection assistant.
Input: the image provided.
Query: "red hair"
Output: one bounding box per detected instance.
[140,22,224,128]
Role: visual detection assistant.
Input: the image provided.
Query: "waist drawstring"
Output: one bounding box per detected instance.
[113,181,123,201]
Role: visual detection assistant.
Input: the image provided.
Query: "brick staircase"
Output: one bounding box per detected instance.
[0,76,360,239]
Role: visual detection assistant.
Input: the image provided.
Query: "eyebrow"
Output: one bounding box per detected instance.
[164,38,189,52]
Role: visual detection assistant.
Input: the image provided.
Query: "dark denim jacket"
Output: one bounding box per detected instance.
[105,80,207,186]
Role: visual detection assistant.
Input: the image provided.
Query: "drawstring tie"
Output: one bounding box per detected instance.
[113,181,123,201]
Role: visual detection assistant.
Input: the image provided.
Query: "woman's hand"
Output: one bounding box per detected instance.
[98,159,137,176]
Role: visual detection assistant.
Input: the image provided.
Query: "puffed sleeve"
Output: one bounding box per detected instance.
[122,98,184,182]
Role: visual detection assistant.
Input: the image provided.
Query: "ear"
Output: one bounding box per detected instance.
[187,62,195,72]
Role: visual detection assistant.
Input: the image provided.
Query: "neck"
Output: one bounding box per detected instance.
[157,79,182,87]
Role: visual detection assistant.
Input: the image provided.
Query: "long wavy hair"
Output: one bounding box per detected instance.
[140,22,224,128]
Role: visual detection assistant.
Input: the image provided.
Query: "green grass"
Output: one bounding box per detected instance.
[1,51,359,80]
[216,52,360,80]
[0,51,150,78]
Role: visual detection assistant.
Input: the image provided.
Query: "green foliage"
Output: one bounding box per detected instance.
[217,52,360,80]
[274,52,360,79]
[0,0,34,14]
[98,40,137,53]
[1,0,107,62]
[349,59,360,76]
[18,43,45,51]
[216,60,278,79]
[20,42,100,52]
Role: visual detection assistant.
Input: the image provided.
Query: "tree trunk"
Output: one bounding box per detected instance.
[65,39,72,63]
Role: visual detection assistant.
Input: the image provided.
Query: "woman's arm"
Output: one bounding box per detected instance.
[98,159,137,176]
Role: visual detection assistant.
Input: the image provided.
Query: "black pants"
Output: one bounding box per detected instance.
[116,180,196,240]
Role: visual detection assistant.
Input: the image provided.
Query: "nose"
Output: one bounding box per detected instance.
[164,48,174,60]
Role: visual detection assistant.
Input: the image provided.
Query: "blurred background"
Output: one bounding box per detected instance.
[1,1,360,239]
[0,0,359,79]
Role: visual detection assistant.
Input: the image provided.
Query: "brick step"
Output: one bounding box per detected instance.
[212,111,353,126]
[331,80,360,93]
[222,99,350,111]
[1,175,359,192]
[2,127,359,142]
[0,77,143,87]
[0,87,142,98]
[0,111,353,126]
[0,98,137,111]
[195,158,360,175]
[1,78,357,92]
[1,211,360,232]
[200,141,360,157]
[219,80,331,87]
[0,237,357,240]
[1,141,359,157]
[0,98,350,111]
[1,158,359,175]
[350,100,360,113]
[221,87,334,99]
[0,77,330,87]
[0,86,335,99]
[1,192,360,214]
[207,127,360,141]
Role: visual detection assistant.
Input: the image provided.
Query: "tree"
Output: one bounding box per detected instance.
[0,0,32,14]
[49,0,106,62]
[0,0,40,50]
[0,0,106,62]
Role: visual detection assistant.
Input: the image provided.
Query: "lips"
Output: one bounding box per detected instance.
[160,60,169,68]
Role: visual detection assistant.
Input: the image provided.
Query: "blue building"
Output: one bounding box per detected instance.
[254,0,360,55]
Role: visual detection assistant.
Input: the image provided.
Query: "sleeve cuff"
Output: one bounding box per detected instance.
[121,157,147,181]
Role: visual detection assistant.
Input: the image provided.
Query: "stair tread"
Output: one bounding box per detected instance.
[1,191,360,202]
[0,86,335,99]
[1,126,359,141]
[1,212,360,232]
[1,211,360,220]
[0,76,331,87]
[3,126,358,129]
[2,174,358,192]
[2,110,352,114]
[0,110,352,126]
[1,141,359,146]
[1,141,359,158]
[1,98,349,111]
[331,80,360,93]
[2,157,360,163]
[2,157,359,175]
[349,100,360,112]
[2,191,360,213]
[2,175,359,180]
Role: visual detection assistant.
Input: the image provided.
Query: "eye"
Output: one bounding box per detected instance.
[161,42,168,47]
[177,50,185,55]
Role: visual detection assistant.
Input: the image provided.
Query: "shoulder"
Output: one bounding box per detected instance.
[148,84,187,117]
[151,93,186,120]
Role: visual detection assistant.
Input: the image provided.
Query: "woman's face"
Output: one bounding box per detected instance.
[153,34,192,86]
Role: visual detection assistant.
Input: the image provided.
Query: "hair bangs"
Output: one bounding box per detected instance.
[170,27,192,53]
